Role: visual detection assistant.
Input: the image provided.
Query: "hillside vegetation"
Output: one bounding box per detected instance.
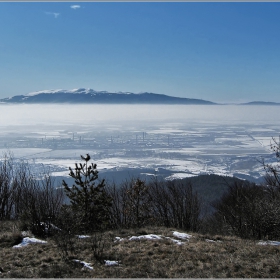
[0,139,280,277]
[1,223,280,278]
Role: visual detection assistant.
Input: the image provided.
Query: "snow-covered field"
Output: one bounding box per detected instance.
[0,104,279,182]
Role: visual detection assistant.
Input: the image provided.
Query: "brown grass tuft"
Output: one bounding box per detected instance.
[1,223,280,278]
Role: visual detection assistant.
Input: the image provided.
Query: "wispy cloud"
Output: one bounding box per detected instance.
[45,12,60,18]
[70,5,81,10]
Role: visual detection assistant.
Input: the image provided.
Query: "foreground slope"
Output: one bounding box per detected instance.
[1,223,279,278]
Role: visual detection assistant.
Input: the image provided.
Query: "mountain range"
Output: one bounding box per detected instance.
[0,88,279,105]
[0,88,215,105]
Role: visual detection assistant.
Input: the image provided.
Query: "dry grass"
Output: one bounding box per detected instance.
[0,222,280,278]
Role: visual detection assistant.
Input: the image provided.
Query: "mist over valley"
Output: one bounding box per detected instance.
[0,103,278,184]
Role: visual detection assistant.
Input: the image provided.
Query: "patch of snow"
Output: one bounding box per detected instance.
[26,88,105,97]
[69,88,91,94]
[74,260,94,270]
[77,235,90,239]
[51,170,71,177]
[205,239,222,243]
[129,234,162,241]
[166,237,186,245]
[104,260,119,266]
[26,89,65,96]
[173,231,192,239]
[257,240,280,246]
[117,233,189,245]
[114,237,125,242]
[165,173,195,180]
[13,237,47,248]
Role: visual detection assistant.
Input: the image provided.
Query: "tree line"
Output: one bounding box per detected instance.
[1,138,280,240]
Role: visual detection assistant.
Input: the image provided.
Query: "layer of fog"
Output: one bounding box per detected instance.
[1,104,279,127]
[0,104,279,182]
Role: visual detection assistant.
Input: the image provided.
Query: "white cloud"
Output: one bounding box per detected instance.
[45,12,60,18]
[70,5,81,10]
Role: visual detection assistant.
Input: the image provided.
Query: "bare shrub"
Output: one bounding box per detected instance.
[262,136,280,188]
[0,153,64,237]
[106,182,124,228]
[212,180,280,239]
[149,179,202,231]
[108,177,202,231]
[148,178,171,227]
[0,153,19,220]
[53,231,76,260]
[108,178,154,229]
[52,205,79,260]
[124,178,153,228]
[19,172,64,237]
[91,231,109,264]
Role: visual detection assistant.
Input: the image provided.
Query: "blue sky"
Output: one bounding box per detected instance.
[0,2,280,103]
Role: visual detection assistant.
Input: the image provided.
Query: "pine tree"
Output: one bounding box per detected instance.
[62,154,112,233]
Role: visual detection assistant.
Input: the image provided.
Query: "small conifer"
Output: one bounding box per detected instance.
[62,154,112,233]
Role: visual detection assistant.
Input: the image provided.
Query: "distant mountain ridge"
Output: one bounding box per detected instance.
[0,88,215,105]
[1,88,279,105]
[241,101,280,105]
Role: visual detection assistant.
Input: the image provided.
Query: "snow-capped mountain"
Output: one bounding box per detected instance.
[0,88,216,104]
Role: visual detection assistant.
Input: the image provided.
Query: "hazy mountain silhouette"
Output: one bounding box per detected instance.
[0,88,216,104]
[241,101,280,105]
